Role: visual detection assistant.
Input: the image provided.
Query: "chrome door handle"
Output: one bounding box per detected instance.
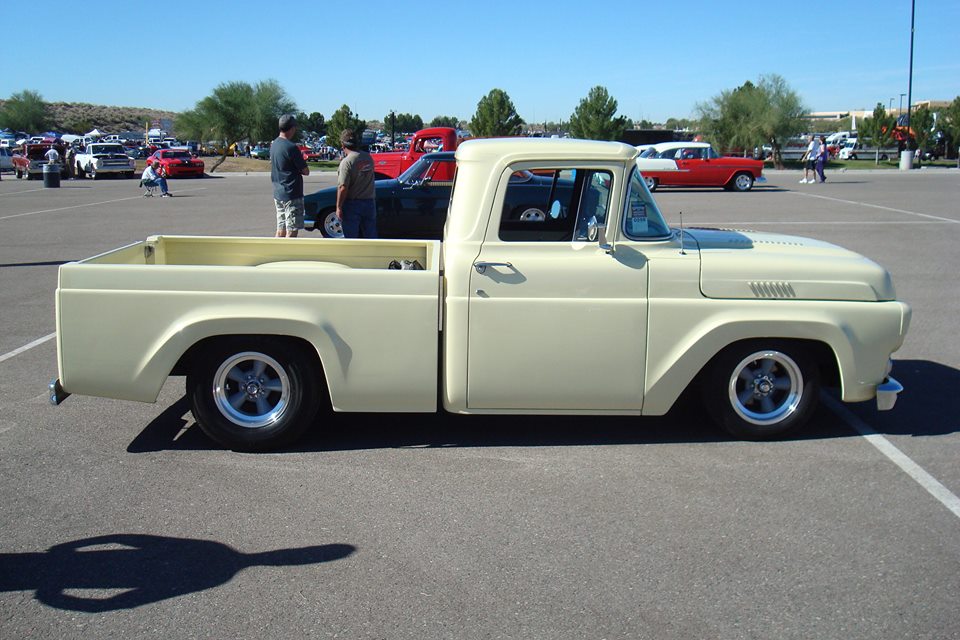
[474,261,513,274]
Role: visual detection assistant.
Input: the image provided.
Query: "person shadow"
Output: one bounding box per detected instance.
[0,534,355,612]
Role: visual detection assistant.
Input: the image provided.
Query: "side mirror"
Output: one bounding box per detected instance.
[549,200,562,219]
[586,215,600,242]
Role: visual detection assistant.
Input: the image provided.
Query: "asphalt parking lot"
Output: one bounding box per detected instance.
[1,167,958,639]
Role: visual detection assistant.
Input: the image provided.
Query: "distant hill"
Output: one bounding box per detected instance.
[0,100,178,135]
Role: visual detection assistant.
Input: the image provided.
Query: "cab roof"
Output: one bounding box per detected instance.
[456,138,638,163]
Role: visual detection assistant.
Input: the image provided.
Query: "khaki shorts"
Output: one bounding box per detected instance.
[274,198,305,231]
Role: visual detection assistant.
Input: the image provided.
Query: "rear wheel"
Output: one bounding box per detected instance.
[76,164,85,179]
[730,172,754,192]
[187,338,322,451]
[644,176,658,192]
[702,341,820,439]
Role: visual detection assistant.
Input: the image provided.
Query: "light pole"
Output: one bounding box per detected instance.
[889,98,895,114]
[906,0,915,129]
[899,93,906,119]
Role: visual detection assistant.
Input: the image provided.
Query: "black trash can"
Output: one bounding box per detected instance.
[43,163,61,188]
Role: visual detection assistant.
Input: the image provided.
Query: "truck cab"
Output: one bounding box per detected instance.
[370,127,461,180]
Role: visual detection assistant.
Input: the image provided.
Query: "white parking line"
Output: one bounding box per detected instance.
[823,394,960,520]
[0,187,207,221]
[0,187,49,197]
[0,333,56,364]
[788,191,959,224]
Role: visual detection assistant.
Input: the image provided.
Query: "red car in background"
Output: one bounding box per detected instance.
[636,141,765,192]
[145,148,205,178]
[299,145,323,162]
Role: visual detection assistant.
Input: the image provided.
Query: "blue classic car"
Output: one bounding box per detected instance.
[304,152,573,239]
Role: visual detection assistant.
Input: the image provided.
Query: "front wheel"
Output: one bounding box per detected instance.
[643,176,658,192]
[187,338,322,451]
[702,341,820,439]
[730,172,754,192]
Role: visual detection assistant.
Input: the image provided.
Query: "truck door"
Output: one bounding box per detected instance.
[466,165,648,411]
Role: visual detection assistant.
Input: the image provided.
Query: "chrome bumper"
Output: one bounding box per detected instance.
[876,376,903,411]
[49,378,70,405]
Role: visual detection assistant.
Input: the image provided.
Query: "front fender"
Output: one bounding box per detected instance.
[642,300,909,414]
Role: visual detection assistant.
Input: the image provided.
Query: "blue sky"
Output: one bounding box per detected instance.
[3,0,958,124]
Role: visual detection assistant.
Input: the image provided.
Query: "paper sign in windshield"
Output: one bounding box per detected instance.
[629,200,648,235]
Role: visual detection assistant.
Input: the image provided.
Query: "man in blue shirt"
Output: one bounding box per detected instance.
[270,114,310,237]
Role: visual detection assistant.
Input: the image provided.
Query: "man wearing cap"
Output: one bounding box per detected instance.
[270,114,309,238]
[336,129,377,238]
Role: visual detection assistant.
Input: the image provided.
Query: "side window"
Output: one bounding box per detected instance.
[415,136,444,153]
[424,160,454,181]
[499,168,612,242]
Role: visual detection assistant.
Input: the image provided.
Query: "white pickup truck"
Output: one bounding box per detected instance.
[51,139,910,451]
[74,142,137,179]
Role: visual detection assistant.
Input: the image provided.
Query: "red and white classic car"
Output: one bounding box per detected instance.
[636,141,765,192]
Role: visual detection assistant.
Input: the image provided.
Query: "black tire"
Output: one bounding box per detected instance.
[76,164,85,179]
[880,154,889,161]
[730,172,754,192]
[701,340,820,440]
[644,176,658,192]
[187,337,322,451]
[15,169,23,179]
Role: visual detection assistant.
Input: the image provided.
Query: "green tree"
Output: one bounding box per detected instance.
[698,74,807,168]
[250,79,297,143]
[430,115,459,128]
[664,117,694,130]
[193,81,255,172]
[909,106,935,163]
[567,86,627,141]
[384,112,423,133]
[469,89,524,137]
[174,108,207,142]
[0,89,52,132]
[941,96,960,161]
[857,102,896,165]
[326,104,366,150]
[300,112,326,135]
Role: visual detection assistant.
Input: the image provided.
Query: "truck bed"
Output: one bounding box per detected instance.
[56,236,442,412]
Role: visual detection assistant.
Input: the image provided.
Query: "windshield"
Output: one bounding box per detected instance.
[91,145,124,154]
[638,147,659,158]
[623,165,671,239]
[397,155,452,183]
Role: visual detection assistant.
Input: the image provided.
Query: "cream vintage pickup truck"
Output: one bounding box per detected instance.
[51,139,910,451]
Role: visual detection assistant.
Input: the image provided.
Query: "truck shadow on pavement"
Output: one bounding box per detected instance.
[126,360,957,453]
[0,534,355,612]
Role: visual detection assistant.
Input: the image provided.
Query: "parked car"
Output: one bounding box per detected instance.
[304,152,565,238]
[13,143,67,179]
[299,145,323,162]
[250,146,270,160]
[636,142,765,192]
[74,143,137,179]
[0,147,13,172]
[145,149,205,178]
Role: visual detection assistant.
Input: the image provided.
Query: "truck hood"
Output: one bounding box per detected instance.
[687,228,895,301]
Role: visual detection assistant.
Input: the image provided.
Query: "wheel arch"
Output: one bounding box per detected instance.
[145,318,340,405]
[643,319,850,416]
